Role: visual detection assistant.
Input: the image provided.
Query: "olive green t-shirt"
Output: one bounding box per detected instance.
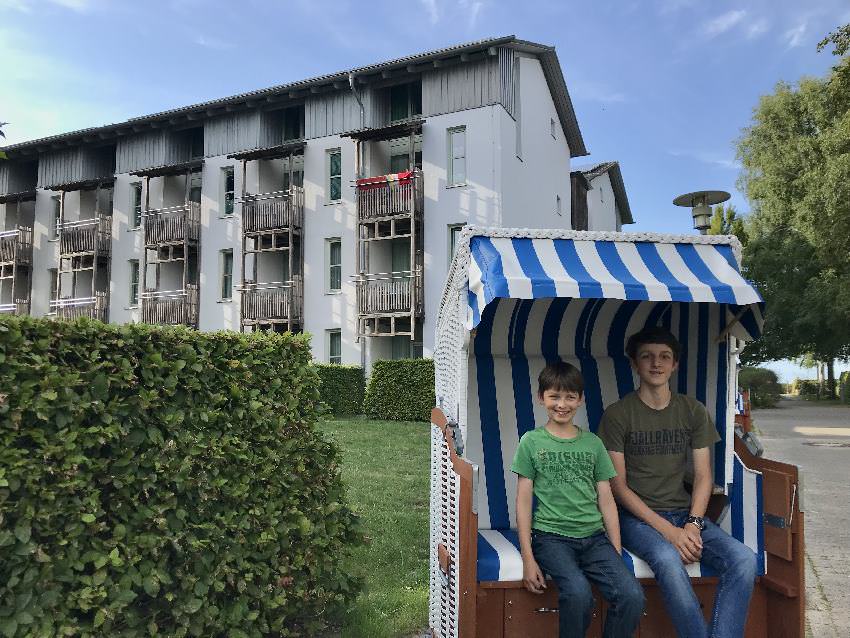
[598,392,720,511]
[510,427,617,538]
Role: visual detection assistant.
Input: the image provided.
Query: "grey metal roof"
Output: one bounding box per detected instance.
[2,36,587,159]
[573,161,634,224]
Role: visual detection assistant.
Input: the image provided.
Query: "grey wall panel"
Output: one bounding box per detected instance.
[0,164,8,193]
[305,91,365,139]
[498,46,517,118]
[80,147,115,180]
[37,149,82,188]
[422,57,501,117]
[116,131,168,174]
[205,111,262,157]
[258,110,284,148]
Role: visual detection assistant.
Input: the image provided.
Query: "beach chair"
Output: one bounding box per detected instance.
[429,227,805,637]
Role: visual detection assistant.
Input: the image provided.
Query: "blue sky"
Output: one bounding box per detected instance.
[1,0,847,380]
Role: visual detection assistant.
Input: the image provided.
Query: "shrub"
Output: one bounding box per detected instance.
[0,317,362,638]
[738,367,782,408]
[363,359,435,422]
[315,364,365,416]
[839,371,850,405]
[796,379,821,398]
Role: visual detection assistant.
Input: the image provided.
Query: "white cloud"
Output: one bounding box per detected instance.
[657,0,697,15]
[784,22,807,48]
[746,18,769,40]
[571,80,628,105]
[0,0,95,11]
[460,0,483,29]
[193,34,234,51]
[419,0,438,24]
[668,149,740,171]
[701,10,747,39]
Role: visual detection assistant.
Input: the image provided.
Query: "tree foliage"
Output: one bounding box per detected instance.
[817,23,850,56]
[736,54,850,366]
[707,203,746,241]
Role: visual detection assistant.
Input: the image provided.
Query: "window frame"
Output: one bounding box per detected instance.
[130,182,143,229]
[220,249,234,301]
[50,196,61,240]
[448,223,465,266]
[222,166,235,217]
[326,238,342,293]
[447,126,467,188]
[327,329,342,364]
[129,259,140,306]
[327,149,342,203]
[48,268,58,311]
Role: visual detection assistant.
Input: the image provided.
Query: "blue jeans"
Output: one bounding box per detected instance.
[532,530,645,638]
[620,510,758,638]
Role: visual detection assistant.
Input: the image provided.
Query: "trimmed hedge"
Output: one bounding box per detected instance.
[315,364,365,416]
[363,359,435,422]
[738,367,782,408]
[0,317,362,638]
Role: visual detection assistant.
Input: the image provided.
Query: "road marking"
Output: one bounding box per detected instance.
[793,427,850,437]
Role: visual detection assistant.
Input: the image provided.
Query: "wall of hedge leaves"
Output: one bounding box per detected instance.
[314,365,364,417]
[0,317,361,637]
[363,359,435,422]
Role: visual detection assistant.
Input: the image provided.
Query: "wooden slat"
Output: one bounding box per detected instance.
[144,202,200,246]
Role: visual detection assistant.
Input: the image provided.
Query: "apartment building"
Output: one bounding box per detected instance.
[0,36,632,367]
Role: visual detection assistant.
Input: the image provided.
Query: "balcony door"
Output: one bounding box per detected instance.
[391,239,410,279]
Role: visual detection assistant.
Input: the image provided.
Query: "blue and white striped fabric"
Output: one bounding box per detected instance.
[468,236,764,341]
[475,454,765,581]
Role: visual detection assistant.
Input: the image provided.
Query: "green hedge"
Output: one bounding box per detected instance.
[794,379,821,398]
[363,359,435,422]
[839,371,850,404]
[738,367,782,408]
[315,364,365,416]
[0,317,362,638]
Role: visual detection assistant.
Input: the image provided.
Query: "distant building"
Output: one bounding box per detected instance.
[571,161,633,232]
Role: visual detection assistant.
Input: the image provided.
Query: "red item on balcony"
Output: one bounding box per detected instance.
[356,170,413,191]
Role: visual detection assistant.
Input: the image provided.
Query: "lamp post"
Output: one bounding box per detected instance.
[673,190,731,234]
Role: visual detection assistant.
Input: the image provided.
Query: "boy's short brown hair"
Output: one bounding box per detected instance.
[538,361,584,397]
[626,326,681,362]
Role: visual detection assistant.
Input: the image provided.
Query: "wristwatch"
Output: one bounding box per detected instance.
[685,515,705,531]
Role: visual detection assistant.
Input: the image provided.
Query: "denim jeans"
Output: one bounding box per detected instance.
[532,530,645,638]
[620,510,758,638]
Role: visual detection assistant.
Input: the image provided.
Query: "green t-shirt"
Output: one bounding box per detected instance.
[598,392,721,511]
[510,427,617,539]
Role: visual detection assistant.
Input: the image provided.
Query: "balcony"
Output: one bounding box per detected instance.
[141,285,199,327]
[242,187,304,234]
[0,227,33,265]
[50,292,108,322]
[59,217,111,256]
[144,202,200,246]
[356,171,423,222]
[241,278,302,326]
[356,270,423,316]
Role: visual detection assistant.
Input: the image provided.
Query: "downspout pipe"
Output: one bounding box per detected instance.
[348,72,365,128]
[349,71,368,373]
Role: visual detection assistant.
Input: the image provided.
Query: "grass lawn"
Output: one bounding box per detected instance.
[317,417,431,638]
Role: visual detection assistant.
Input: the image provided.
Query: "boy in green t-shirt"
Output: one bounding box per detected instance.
[511,362,644,638]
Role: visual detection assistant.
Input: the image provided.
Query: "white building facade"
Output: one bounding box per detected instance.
[0,37,631,367]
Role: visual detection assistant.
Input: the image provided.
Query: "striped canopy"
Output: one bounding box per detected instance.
[468,234,764,340]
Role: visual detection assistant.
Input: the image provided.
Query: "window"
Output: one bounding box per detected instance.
[327,329,342,364]
[222,167,235,216]
[220,249,233,300]
[447,127,466,187]
[391,336,412,360]
[283,105,304,141]
[448,224,465,264]
[389,82,422,122]
[51,196,61,239]
[556,195,562,217]
[390,150,422,174]
[391,239,410,277]
[48,268,58,308]
[327,149,342,202]
[326,238,342,292]
[550,117,557,139]
[131,182,143,228]
[129,260,140,306]
[189,172,202,204]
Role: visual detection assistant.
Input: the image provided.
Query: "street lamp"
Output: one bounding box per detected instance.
[673,190,731,234]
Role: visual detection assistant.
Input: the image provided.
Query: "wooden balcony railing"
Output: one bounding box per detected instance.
[58,217,111,256]
[0,301,30,316]
[0,227,33,264]
[356,270,423,316]
[242,187,304,234]
[356,171,423,222]
[144,202,200,246]
[50,292,108,322]
[240,278,303,324]
[141,285,199,326]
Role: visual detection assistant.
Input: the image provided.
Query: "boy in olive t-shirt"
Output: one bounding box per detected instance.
[598,327,757,638]
[511,362,643,638]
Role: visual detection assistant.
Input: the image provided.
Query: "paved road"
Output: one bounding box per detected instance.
[753,397,850,638]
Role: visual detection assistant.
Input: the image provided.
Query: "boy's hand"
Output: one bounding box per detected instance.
[522,559,547,594]
[663,524,702,564]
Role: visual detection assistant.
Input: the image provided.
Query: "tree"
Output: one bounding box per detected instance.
[817,23,850,56]
[737,53,850,396]
[707,203,746,242]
